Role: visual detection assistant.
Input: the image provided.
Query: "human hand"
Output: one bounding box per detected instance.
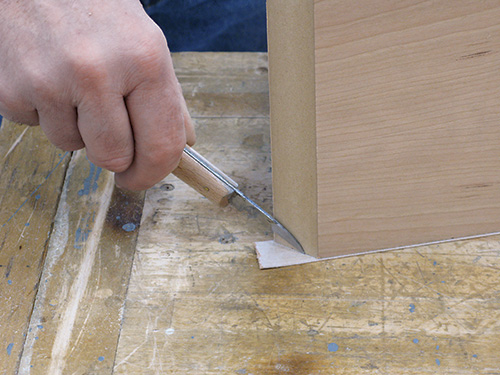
[0,0,195,190]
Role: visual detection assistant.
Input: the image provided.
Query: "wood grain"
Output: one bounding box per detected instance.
[112,53,500,374]
[18,150,144,374]
[266,0,319,255]
[2,52,500,374]
[173,52,270,119]
[0,122,69,374]
[173,148,235,207]
[268,0,500,258]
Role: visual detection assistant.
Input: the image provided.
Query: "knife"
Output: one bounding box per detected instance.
[172,146,304,253]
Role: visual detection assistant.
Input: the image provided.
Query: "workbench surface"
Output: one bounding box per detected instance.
[1,53,499,374]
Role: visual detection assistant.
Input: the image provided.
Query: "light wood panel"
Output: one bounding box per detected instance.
[173,52,270,119]
[268,0,500,258]
[266,0,318,255]
[3,52,500,374]
[113,53,500,374]
[0,122,69,374]
[18,150,144,374]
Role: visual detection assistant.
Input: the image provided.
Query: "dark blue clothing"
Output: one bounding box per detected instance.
[0,1,267,125]
[141,0,267,52]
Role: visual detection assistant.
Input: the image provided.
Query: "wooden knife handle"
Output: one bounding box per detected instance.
[172,147,235,207]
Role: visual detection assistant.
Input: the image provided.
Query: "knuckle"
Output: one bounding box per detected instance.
[0,90,26,113]
[141,26,167,52]
[0,90,39,125]
[51,135,84,151]
[88,153,133,173]
[55,140,85,152]
[145,137,184,174]
[76,66,107,91]
[41,126,83,151]
[29,70,58,103]
[85,132,134,172]
[133,29,169,71]
[70,54,108,91]
[15,59,57,103]
[118,178,149,192]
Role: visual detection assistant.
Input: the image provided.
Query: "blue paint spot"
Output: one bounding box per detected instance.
[7,280,12,285]
[78,163,102,196]
[409,304,416,313]
[472,354,478,358]
[25,222,30,227]
[433,261,437,266]
[413,338,419,344]
[35,337,39,340]
[37,325,43,330]
[436,345,440,350]
[122,223,136,232]
[191,336,195,339]
[441,281,445,283]
[74,226,91,249]
[35,194,41,200]
[328,343,339,352]
[98,356,105,362]
[6,343,13,356]
[116,215,121,220]
[436,359,441,366]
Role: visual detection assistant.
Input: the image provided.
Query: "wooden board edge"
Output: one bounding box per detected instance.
[267,0,319,257]
[256,230,500,269]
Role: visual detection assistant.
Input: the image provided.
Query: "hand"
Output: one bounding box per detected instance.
[0,0,195,190]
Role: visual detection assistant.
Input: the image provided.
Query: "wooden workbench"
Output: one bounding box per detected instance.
[1,53,499,374]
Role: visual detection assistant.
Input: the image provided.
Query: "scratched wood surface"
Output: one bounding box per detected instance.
[17,149,144,375]
[1,53,500,374]
[0,123,70,374]
[0,126,144,374]
[113,53,500,374]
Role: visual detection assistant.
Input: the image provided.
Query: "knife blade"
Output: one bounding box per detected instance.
[172,146,304,253]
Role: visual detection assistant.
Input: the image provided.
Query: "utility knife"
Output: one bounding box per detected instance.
[172,146,304,253]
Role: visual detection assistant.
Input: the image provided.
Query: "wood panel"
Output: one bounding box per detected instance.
[0,122,69,374]
[173,52,270,119]
[18,150,144,374]
[113,117,274,374]
[268,0,500,258]
[266,0,318,255]
[3,52,500,374]
[112,52,500,374]
[315,0,500,257]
